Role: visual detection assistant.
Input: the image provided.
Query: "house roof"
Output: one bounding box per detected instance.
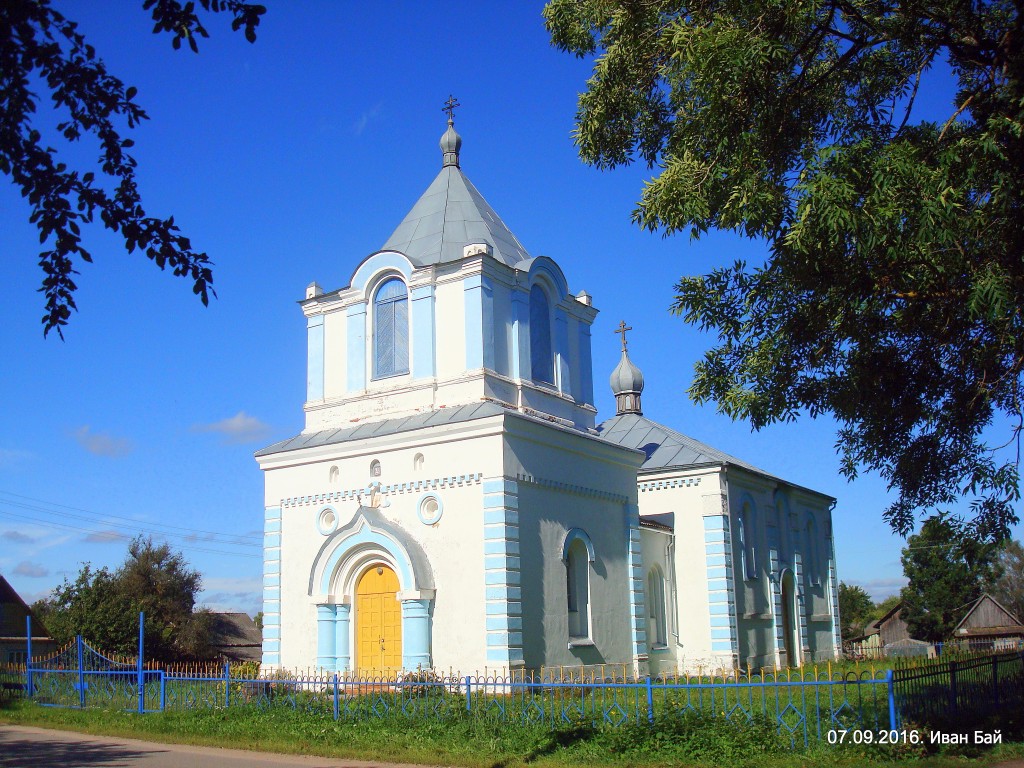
[255,401,508,457]
[379,129,530,268]
[208,613,261,662]
[596,412,772,476]
[952,593,1024,637]
[0,573,50,638]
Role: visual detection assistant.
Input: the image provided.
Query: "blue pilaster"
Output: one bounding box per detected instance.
[411,285,436,379]
[482,478,524,667]
[317,604,336,670]
[401,599,432,670]
[577,321,594,405]
[335,604,351,672]
[510,289,529,380]
[464,275,495,371]
[554,309,570,396]
[262,506,282,666]
[703,512,738,664]
[307,315,324,402]
[345,303,366,392]
[625,503,646,663]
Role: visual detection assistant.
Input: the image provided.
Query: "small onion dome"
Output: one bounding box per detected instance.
[610,349,644,415]
[441,118,461,167]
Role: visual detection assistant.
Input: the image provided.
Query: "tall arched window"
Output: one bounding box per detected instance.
[647,566,667,647]
[739,500,757,580]
[373,278,409,378]
[564,532,592,640]
[529,284,553,384]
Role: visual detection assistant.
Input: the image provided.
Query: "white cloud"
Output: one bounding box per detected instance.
[2,530,36,544]
[0,448,32,467]
[192,411,271,444]
[13,561,49,578]
[851,577,907,602]
[73,426,133,457]
[199,576,262,615]
[82,530,129,544]
[352,102,382,136]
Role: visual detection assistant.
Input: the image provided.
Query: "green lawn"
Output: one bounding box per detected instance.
[3,698,1023,768]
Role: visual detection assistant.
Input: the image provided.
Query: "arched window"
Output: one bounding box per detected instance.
[739,500,757,580]
[647,567,667,647]
[529,284,553,385]
[563,529,593,641]
[373,277,409,378]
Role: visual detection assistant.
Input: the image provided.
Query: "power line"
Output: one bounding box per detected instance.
[0,508,261,560]
[0,489,262,544]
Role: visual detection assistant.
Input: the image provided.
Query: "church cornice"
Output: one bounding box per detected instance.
[279,472,484,510]
[639,477,704,493]
[514,472,629,504]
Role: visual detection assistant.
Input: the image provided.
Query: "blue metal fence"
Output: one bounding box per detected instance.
[15,614,1024,750]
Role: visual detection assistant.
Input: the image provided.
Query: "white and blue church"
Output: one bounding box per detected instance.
[255,117,842,677]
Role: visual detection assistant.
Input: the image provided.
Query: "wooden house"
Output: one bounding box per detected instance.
[950,594,1024,651]
[0,574,55,663]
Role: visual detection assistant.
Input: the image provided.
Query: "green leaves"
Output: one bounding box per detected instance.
[547,0,1023,541]
[1,0,264,337]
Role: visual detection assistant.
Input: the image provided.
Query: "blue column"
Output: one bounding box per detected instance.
[554,309,570,395]
[317,604,337,670]
[411,285,436,379]
[510,290,529,380]
[307,315,325,401]
[578,321,594,405]
[464,275,494,371]
[401,599,432,671]
[335,604,352,673]
[346,303,366,392]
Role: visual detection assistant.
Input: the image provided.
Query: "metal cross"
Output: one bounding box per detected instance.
[614,320,632,352]
[442,95,461,121]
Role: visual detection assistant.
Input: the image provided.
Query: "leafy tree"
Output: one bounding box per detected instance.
[35,536,213,659]
[838,581,873,641]
[900,515,999,641]
[253,611,264,631]
[1,0,265,337]
[872,594,902,621]
[545,0,1023,541]
[992,538,1024,623]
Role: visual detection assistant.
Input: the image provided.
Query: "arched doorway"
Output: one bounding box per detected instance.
[780,570,800,667]
[356,565,402,676]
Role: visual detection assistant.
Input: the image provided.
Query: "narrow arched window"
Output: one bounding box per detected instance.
[565,538,590,639]
[739,500,757,580]
[529,284,553,384]
[373,277,409,378]
[647,567,667,647]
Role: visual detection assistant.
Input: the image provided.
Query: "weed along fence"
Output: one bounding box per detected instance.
[12,616,1024,750]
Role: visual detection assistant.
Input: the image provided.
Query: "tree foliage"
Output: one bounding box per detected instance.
[838,581,874,640]
[0,0,265,337]
[900,515,999,641]
[545,0,1023,540]
[992,538,1024,622]
[34,536,213,660]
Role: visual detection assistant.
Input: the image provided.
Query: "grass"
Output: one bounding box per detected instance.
[3,698,1024,768]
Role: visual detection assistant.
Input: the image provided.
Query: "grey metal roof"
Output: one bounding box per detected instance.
[596,412,771,476]
[255,401,508,457]
[380,164,531,268]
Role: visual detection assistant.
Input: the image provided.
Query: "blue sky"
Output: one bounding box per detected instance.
[1,2,1018,617]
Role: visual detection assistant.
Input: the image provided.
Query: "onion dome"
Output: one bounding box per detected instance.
[610,322,644,415]
[441,119,461,168]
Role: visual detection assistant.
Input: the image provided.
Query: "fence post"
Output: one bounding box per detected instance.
[333,673,340,720]
[992,655,999,709]
[645,676,654,724]
[224,661,231,708]
[25,616,32,699]
[159,670,166,712]
[948,660,958,715]
[137,611,145,714]
[885,669,897,731]
[465,675,472,713]
[76,635,86,708]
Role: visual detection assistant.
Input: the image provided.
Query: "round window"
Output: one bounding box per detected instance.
[317,507,338,535]
[417,494,443,525]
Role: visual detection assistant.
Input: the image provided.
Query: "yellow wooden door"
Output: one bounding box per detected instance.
[356,565,402,677]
